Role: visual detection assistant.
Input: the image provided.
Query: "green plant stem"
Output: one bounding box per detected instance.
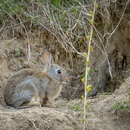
[126,82,130,102]
[83,0,96,130]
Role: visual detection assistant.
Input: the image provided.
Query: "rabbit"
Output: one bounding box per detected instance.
[4,50,70,108]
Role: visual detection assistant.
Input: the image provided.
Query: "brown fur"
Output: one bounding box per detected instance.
[4,51,69,108]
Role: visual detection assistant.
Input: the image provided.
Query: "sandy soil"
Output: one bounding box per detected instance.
[0,77,130,130]
[0,30,130,130]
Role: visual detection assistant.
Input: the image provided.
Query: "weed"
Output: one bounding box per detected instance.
[37,124,39,128]
[102,90,105,97]
[80,66,101,80]
[112,100,130,112]
[127,68,130,71]
[56,118,62,123]
[124,78,130,102]
[85,113,91,118]
[68,101,80,111]
[92,106,94,111]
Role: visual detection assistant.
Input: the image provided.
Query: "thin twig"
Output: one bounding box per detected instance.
[19,18,31,65]
[109,0,129,38]
[83,0,97,129]
[37,21,67,52]
[0,19,33,33]
[78,1,91,15]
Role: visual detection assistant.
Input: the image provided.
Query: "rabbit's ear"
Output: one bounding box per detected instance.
[43,50,52,66]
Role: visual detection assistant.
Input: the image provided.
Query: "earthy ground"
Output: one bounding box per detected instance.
[0,29,130,129]
[0,77,130,130]
[0,2,130,128]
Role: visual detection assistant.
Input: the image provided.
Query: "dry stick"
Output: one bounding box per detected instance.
[92,39,108,56]
[43,2,85,56]
[46,1,68,49]
[65,85,80,113]
[37,21,67,52]
[19,4,68,52]
[19,18,31,65]
[103,0,129,79]
[82,16,109,59]
[84,16,108,57]
[51,12,85,56]
[51,9,83,54]
[51,11,69,50]
[0,38,16,45]
[82,0,97,129]
[21,2,85,56]
[93,26,113,79]
[38,20,84,57]
[101,0,129,40]
[0,19,33,33]
[108,0,129,38]
[0,3,14,20]
[22,5,67,52]
[78,1,91,16]
[83,7,113,79]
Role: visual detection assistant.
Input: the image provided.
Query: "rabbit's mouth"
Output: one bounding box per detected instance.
[62,77,70,84]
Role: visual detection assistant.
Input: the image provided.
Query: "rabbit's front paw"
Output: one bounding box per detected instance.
[45,101,56,108]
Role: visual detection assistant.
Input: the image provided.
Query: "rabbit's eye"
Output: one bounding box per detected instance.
[57,70,62,74]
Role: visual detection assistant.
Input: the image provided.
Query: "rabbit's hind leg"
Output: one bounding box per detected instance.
[17,94,42,109]
[18,101,41,109]
[14,79,41,109]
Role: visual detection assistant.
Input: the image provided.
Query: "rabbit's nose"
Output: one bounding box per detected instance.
[67,77,70,82]
[62,77,70,84]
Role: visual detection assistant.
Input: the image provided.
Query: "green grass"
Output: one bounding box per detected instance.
[68,101,80,111]
[112,100,130,112]
[0,0,29,25]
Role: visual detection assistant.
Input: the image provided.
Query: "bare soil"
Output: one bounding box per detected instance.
[0,77,130,130]
[0,5,130,128]
[0,37,130,129]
